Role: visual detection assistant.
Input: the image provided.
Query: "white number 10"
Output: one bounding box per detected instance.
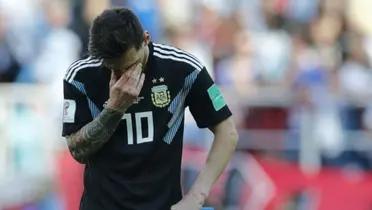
[122,111,154,145]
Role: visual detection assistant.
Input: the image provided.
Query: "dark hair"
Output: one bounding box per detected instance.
[88,8,144,59]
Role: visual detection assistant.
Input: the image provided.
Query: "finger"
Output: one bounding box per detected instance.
[111,73,129,89]
[136,73,145,90]
[109,71,118,87]
[115,65,137,85]
[130,63,143,79]
[110,70,117,81]
[114,63,143,88]
[124,62,142,77]
[124,64,142,86]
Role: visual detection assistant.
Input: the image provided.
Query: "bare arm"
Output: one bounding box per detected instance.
[66,107,123,163]
[171,116,238,210]
[66,63,145,164]
[189,116,238,203]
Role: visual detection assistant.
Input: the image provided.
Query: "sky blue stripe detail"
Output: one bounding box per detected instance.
[169,93,181,114]
[87,98,100,118]
[168,70,199,114]
[163,70,199,144]
[163,111,184,144]
[71,80,101,118]
[70,80,86,94]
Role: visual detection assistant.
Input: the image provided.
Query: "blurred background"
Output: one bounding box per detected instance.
[1,0,372,209]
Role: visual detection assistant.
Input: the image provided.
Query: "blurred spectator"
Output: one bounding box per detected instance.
[32,0,81,84]
[0,0,43,82]
[70,0,110,56]
[0,14,20,82]
[29,0,81,123]
[158,0,194,29]
[289,8,345,165]
[215,30,256,128]
[250,0,292,86]
[126,0,163,41]
[215,30,256,95]
[0,0,41,62]
[286,0,319,24]
[166,25,213,75]
[338,31,372,105]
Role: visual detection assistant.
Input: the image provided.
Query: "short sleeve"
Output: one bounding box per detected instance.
[62,80,93,136]
[186,68,232,128]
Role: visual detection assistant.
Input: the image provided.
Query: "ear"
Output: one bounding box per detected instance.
[143,31,151,44]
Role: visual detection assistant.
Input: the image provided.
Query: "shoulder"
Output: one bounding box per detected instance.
[64,56,103,84]
[152,43,204,72]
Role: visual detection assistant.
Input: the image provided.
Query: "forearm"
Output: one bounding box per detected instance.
[66,107,123,163]
[188,119,238,200]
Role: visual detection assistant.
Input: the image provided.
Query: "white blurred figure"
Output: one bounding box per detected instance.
[0,12,21,82]
[338,32,372,101]
[31,0,81,123]
[32,0,81,84]
[252,30,292,84]
[249,0,292,86]
[0,0,41,66]
[158,0,194,30]
[289,15,345,172]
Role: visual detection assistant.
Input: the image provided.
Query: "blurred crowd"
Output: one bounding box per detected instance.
[0,0,369,91]
[4,0,372,165]
[0,0,371,165]
[1,0,372,209]
[1,0,372,166]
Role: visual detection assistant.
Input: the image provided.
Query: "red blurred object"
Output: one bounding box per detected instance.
[182,148,372,210]
[56,150,84,210]
[247,157,372,210]
[55,147,372,210]
[244,107,288,129]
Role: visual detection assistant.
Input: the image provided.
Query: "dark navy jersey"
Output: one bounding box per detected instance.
[62,42,232,210]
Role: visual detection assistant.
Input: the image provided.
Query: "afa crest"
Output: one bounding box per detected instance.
[151,85,171,108]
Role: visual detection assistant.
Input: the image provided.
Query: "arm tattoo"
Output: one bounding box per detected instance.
[66,108,123,163]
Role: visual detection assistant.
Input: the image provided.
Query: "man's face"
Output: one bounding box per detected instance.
[104,42,149,76]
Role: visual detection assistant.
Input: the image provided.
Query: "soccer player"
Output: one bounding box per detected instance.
[62,8,238,210]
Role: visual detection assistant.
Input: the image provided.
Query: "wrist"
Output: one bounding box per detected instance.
[189,176,211,200]
[97,106,124,133]
[105,99,128,113]
[186,189,208,205]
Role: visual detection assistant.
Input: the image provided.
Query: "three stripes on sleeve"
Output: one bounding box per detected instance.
[64,56,103,83]
[152,43,204,72]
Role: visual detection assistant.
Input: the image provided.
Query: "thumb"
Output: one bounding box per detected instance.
[109,71,118,88]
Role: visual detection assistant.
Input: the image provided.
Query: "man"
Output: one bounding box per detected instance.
[62,8,238,210]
